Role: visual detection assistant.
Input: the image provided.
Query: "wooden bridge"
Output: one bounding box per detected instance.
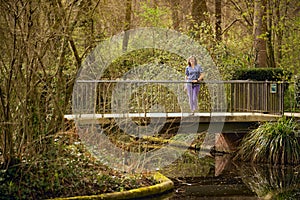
[68,80,286,120]
[65,80,299,153]
[72,80,286,112]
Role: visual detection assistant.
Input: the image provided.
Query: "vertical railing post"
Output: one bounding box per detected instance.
[264,81,268,112]
[279,82,283,115]
[295,77,300,109]
[247,81,250,111]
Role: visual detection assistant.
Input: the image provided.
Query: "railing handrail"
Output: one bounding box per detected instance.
[76,79,287,84]
[73,80,285,115]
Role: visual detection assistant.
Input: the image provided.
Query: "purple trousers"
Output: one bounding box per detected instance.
[186,84,200,112]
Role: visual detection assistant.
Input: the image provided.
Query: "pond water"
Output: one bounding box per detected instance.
[146,151,300,200]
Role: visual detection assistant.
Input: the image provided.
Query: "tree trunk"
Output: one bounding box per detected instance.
[266,0,275,68]
[168,0,180,30]
[123,0,132,52]
[191,0,210,38]
[253,0,268,68]
[191,0,208,24]
[215,0,222,42]
[274,0,282,63]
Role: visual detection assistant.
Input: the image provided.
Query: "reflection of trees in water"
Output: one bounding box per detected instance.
[236,163,300,199]
[161,151,214,178]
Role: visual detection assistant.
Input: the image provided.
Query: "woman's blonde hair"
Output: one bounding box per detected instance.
[187,56,197,66]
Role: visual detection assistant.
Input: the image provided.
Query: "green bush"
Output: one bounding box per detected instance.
[231,68,292,81]
[235,116,300,165]
[284,83,300,112]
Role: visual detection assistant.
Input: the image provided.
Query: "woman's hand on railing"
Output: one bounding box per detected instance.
[192,79,202,83]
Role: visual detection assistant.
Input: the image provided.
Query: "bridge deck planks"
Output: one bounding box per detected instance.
[64,112,288,123]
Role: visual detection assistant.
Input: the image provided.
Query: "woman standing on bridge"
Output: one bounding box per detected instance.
[185,56,204,115]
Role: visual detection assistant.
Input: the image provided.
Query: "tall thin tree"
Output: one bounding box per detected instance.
[253,0,268,68]
[123,0,132,52]
[215,0,222,42]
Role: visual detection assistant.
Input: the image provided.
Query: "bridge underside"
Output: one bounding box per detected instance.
[65,112,298,153]
[65,112,281,137]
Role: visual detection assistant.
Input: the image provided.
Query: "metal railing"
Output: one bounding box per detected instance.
[72,80,285,115]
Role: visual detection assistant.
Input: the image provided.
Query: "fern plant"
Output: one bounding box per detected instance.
[235,116,300,165]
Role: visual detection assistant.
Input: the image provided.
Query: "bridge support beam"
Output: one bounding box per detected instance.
[215,133,246,153]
